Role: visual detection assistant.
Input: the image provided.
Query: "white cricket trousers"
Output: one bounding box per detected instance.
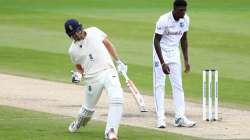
[153,61,185,121]
[80,68,123,136]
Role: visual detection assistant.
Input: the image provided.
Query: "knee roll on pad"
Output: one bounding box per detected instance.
[110,97,123,104]
[77,108,95,127]
[154,84,165,89]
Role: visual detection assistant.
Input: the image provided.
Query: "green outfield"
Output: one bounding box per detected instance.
[0,106,206,140]
[1,0,249,107]
[0,0,249,139]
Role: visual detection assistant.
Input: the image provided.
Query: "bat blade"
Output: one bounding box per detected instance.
[126,79,147,112]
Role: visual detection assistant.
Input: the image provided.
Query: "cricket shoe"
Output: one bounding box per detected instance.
[156,119,166,128]
[68,120,81,133]
[175,116,196,127]
[105,128,118,140]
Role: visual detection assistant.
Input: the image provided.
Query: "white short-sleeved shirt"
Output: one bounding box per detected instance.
[155,11,189,48]
[154,11,189,64]
[68,27,115,78]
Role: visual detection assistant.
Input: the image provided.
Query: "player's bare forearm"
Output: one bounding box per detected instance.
[181,32,189,62]
[154,33,165,65]
[75,64,84,74]
[154,33,170,74]
[181,32,190,73]
[103,37,119,61]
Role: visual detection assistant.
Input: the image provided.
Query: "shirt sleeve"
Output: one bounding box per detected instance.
[92,27,107,40]
[68,44,77,64]
[184,15,190,32]
[155,17,166,35]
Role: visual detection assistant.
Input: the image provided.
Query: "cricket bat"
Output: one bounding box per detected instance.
[121,71,148,112]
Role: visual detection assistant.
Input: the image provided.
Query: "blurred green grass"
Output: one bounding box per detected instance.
[0,0,250,107]
[0,105,206,140]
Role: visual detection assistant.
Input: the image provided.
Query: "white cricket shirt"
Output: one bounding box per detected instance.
[154,11,189,64]
[68,27,115,78]
[155,11,189,48]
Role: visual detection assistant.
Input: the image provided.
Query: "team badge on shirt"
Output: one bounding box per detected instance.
[180,22,184,28]
[155,61,159,67]
[89,54,94,61]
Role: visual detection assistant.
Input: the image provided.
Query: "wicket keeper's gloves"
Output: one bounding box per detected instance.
[116,60,128,74]
[71,71,82,83]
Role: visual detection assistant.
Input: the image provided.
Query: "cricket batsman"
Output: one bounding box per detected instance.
[153,0,196,128]
[64,19,127,140]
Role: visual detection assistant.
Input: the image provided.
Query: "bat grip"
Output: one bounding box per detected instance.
[121,71,129,81]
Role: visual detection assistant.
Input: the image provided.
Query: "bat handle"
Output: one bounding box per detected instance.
[121,71,129,81]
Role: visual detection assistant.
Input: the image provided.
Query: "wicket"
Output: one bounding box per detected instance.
[202,69,219,121]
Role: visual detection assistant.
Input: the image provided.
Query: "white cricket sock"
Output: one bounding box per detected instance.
[154,85,166,120]
[105,103,123,135]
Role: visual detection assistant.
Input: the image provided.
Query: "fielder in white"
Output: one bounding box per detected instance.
[153,0,196,128]
[64,19,127,140]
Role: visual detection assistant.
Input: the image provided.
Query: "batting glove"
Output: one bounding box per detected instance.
[116,60,128,74]
[71,71,82,83]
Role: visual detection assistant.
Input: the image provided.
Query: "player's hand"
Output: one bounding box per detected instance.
[116,60,128,74]
[162,63,170,75]
[71,70,82,83]
[184,61,190,73]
